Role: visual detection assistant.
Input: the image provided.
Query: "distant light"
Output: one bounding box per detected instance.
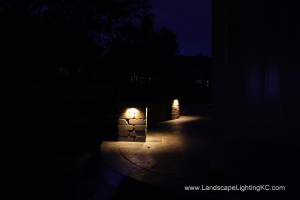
[127,108,138,114]
[173,99,179,106]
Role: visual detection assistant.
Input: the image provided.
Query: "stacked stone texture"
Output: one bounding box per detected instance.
[172,101,180,119]
[118,107,147,142]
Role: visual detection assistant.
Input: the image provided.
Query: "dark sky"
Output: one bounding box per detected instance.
[149,0,212,57]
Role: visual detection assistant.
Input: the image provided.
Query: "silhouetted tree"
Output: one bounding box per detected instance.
[103,16,180,86]
[102,13,155,85]
[151,26,180,85]
[0,0,152,84]
[196,53,212,83]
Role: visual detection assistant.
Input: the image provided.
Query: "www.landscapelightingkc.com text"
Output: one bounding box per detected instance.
[184,185,285,192]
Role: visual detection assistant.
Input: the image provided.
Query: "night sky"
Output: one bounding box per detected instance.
[149,0,212,57]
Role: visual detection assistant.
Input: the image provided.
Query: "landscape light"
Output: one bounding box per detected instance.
[128,108,138,114]
[173,99,179,106]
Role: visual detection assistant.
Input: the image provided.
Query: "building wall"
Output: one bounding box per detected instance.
[212,0,300,143]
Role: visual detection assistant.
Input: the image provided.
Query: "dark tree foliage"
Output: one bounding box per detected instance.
[0,0,151,84]
[102,13,155,85]
[0,0,180,86]
[103,14,180,86]
[196,53,212,82]
[151,26,180,85]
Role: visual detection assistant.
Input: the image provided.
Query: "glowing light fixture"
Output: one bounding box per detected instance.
[127,108,138,114]
[173,99,179,106]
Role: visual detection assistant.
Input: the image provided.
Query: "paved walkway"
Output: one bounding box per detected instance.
[100,104,299,200]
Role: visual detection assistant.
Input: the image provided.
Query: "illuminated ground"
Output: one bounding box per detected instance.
[101,115,211,199]
[100,104,299,200]
[2,103,298,199]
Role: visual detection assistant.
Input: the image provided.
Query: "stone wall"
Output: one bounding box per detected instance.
[116,99,180,142]
[117,107,147,142]
[147,99,180,124]
[147,103,171,124]
[172,99,180,120]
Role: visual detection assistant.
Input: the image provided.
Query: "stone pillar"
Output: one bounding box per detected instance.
[118,107,147,142]
[172,99,180,119]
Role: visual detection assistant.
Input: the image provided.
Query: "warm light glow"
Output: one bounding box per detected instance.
[173,99,179,106]
[127,108,138,114]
